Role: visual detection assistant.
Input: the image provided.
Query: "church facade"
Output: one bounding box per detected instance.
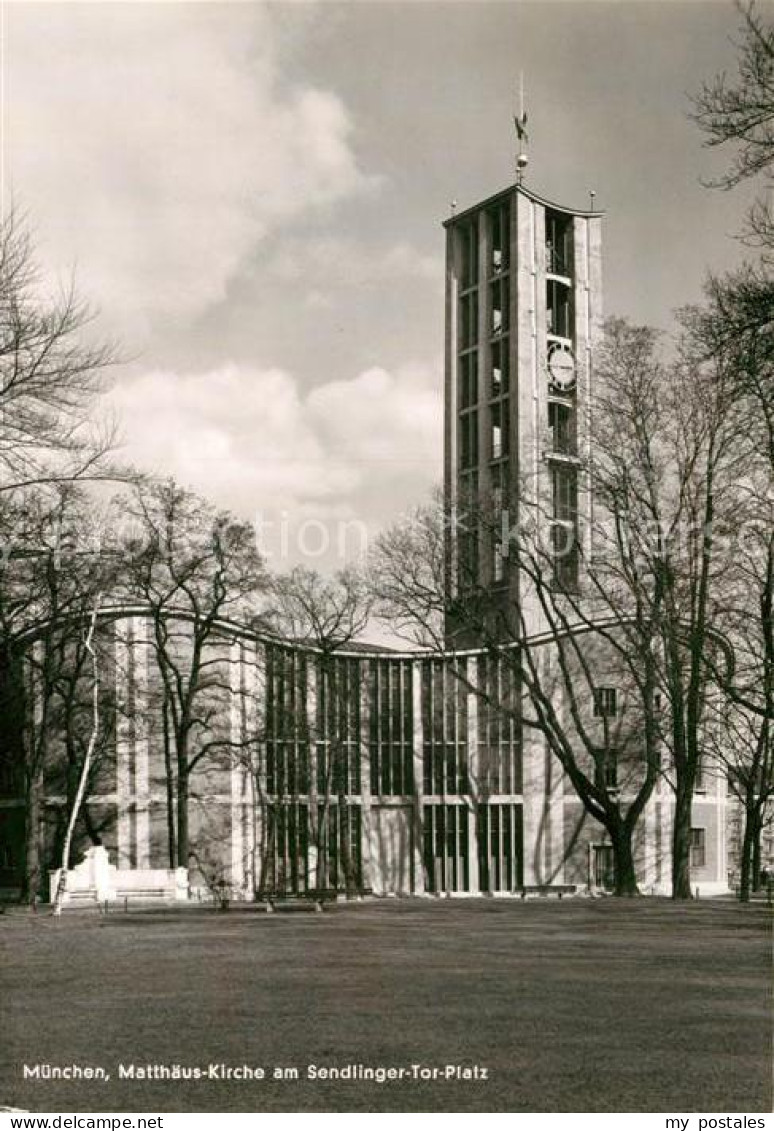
[0,180,738,902]
[80,616,730,899]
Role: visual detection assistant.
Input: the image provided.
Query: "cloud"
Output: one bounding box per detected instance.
[266,236,442,286]
[6,4,374,336]
[105,360,442,566]
[307,364,442,463]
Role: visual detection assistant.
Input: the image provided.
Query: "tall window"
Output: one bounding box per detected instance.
[547,279,572,339]
[423,804,470,893]
[459,412,478,470]
[545,211,573,277]
[491,340,509,395]
[460,219,479,289]
[266,646,310,797]
[690,828,706,869]
[548,401,575,456]
[460,292,478,349]
[460,352,478,409]
[368,660,414,796]
[265,802,310,893]
[490,278,509,336]
[457,471,479,590]
[489,300,509,588]
[552,464,577,523]
[316,658,361,796]
[593,687,618,718]
[421,660,469,796]
[492,480,505,584]
[491,402,508,461]
[594,747,618,791]
[550,464,578,591]
[488,202,509,275]
[551,522,579,592]
[315,803,363,890]
[476,655,522,794]
[477,804,523,893]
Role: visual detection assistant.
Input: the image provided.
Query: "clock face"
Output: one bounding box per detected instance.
[548,345,576,391]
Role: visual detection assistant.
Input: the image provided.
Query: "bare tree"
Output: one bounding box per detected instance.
[589,317,745,898]
[692,8,774,894]
[373,314,746,898]
[50,604,101,916]
[682,272,774,898]
[122,478,266,871]
[371,491,660,896]
[0,486,117,902]
[0,210,122,902]
[0,209,118,493]
[691,1,774,249]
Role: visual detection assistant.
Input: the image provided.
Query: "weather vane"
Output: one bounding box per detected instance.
[514,71,529,185]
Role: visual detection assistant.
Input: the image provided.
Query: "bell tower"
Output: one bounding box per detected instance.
[443,180,603,645]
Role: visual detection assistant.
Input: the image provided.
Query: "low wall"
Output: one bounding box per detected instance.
[49,846,188,905]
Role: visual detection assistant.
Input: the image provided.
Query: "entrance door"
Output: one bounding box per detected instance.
[593,845,615,891]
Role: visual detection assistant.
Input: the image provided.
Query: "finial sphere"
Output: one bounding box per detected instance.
[517,153,529,170]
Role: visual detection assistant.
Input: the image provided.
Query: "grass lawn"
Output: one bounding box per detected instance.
[0,898,771,1113]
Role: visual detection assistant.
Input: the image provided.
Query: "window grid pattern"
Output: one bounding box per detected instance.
[368,660,414,796]
[475,655,522,795]
[423,803,470,893]
[264,801,310,893]
[477,803,523,893]
[487,203,510,589]
[265,646,310,797]
[315,657,361,797]
[315,802,363,890]
[421,660,469,796]
[457,214,482,592]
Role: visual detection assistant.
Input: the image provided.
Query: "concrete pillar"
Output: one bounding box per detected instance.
[465,656,480,895]
[411,659,426,894]
[306,655,319,887]
[359,658,375,889]
[114,621,133,868]
[229,637,245,894]
[133,621,150,868]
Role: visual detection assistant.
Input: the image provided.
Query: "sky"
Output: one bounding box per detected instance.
[2,0,761,570]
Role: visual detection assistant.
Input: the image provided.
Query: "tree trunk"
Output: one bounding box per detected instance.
[162,700,176,868]
[337,789,354,892]
[21,782,42,905]
[176,759,189,870]
[751,809,763,892]
[671,783,693,899]
[739,812,755,902]
[54,752,80,866]
[314,803,328,890]
[610,826,640,896]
